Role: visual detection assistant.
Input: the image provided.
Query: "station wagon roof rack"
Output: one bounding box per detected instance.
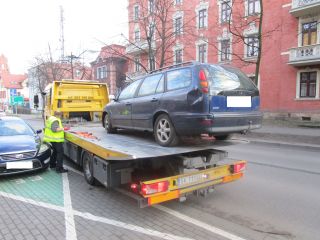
[149,61,201,74]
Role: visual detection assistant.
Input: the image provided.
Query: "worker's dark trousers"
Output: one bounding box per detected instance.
[50,142,64,169]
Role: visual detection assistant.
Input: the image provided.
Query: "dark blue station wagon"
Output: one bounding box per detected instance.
[103,62,262,146]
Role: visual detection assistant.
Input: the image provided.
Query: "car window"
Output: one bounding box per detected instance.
[0,119,34,136]
[138,74,163,96]
[156,75,164,93]
[208,65,257,95]
[118,79,142,100]
[166,68,192,91]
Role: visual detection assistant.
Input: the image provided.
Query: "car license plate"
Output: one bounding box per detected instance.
[177,173,208,187]
[6,161,33,169]
[227,96,251,108]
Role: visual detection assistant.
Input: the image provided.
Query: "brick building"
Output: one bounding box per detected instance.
[91,45,128,96]
[0,54,27,110]
[126,0,320,120]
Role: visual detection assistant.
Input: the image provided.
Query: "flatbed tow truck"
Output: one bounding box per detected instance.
[63,123,246,208]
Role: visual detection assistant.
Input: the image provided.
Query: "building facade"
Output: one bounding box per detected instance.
[126,0,320,120]
[91,45,128,96]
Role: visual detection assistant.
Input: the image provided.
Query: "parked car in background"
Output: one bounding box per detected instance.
[103,61,262,146]
[0,116,51,175]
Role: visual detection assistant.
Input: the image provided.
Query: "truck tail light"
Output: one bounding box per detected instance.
[232,162,246,174]
[199,69,209,94]
[141,181,169,195]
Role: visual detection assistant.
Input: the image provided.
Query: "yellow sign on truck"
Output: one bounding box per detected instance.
[44,80,109,121]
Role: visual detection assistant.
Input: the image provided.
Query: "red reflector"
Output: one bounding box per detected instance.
[141,181,169,195]
[233,162,246,173]
[199,70,207,81]
[130,183,139,192]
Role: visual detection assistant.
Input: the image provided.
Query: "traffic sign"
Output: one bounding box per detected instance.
[12,96,24,105]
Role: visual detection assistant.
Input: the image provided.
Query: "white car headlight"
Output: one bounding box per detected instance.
[38,143,50,154]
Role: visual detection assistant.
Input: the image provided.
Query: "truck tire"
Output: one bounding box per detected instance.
[82,151,97,185]
[154,114,179,147]
[104,114,117,134]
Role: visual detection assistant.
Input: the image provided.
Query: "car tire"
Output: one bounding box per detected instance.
[104,113,117,134]
[82,151,97,185]
[154,114,179,147]
[214,134,231,141]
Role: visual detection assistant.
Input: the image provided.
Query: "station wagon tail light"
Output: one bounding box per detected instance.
[231,162,246,174]
[141,181,169,195]
[199,69,209,94]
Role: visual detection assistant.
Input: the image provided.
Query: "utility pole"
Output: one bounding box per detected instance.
[59,6,65,61]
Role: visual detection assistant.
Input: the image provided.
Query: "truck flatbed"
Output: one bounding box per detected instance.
[65,124,245,161]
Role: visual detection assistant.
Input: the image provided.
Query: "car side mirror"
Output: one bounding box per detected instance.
[36,129,42,134]
[109,95,115,101]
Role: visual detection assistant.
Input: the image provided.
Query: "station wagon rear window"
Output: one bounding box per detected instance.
[166,68,192,91]
[208,65,257,95]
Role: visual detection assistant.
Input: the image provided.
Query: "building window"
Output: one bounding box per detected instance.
[175,0,182,5]
[300,72,316,98]
[198,44,207,63]
[175,49,183,64]
[134,57,140,72]
[198,9,207,28]
[221,1,231,23]
[246,36,259,57]
[134,5,139,20]
[302,22,317,46]
[149,0,155,13]
[221,39,230,61]
[175,17,183,35]
[75,69,81,78]
[96,66,107,79]
[247,0,260,15]
[134,30,140,42]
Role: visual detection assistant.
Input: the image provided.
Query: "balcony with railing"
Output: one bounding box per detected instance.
[290,0,320,17]
[126,40,156,55]
[288,44,320,66]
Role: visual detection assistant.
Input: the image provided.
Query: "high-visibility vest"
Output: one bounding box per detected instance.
[43,116,64,143]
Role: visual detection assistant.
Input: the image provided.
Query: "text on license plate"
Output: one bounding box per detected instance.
[176,173,209,187]
[6,161,33,169]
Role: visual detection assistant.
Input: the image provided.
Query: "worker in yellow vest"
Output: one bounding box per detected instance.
[44,111,68,173]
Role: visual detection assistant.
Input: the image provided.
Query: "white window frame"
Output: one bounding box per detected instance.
[244,0,261,17]
[218,28,232,62]
[96,66,107,79]
[195,2,209,29]
[174,0,183,6]
[296,69,320,99]
[134,29,140,42]
[243,23,259,59]
[173,11,184,36]
[298,15,320,47]
[148,0,155,14]
[134,57,141,72]
[217,0,232,24]
[196,39,208,63]
[133,5,139,21]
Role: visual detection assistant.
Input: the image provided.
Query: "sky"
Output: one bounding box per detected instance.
[0,0,128,74]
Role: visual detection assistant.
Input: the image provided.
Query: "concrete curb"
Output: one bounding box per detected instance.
[238,138,320,151]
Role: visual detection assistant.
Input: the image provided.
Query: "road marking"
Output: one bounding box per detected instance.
[154,205,247,240]
[0,191,64,212]
[74,210,194,240]
[62,173,77,240]
[0,190,193,240]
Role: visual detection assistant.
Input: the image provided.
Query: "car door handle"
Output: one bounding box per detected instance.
[125,102,132,106]
[151,98,158,102]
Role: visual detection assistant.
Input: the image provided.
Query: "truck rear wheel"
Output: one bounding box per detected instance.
[104,114,117,134]
[82,151,97,185]
[154,114,179,147]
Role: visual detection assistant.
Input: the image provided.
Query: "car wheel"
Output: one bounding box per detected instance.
[154,114,179,147]
[104,114,117,133]
[214,134,231,141]
[82,151,97,185]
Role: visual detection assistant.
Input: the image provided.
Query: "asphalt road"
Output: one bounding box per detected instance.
[22,117,320,240]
